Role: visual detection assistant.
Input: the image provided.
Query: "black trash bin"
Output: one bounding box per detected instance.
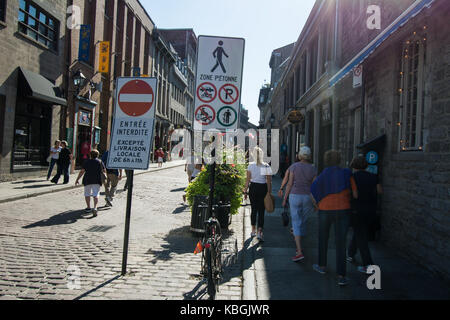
[216,200,232,230]
[190,195,210,234]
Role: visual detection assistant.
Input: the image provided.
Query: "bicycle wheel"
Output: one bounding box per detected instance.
[205,245,216,300]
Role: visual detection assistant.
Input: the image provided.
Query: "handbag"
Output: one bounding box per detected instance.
[264,193,275,213]
[46,155,52,163]
[281,202,290,227]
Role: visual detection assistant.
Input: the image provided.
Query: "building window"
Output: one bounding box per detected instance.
[0,0,6,22]
[18,0,59,51]
[398,33,426,151]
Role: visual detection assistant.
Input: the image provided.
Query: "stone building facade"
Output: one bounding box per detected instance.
[265,0,450,281]
[159,29,197,131]
[335,0,450,281]
[0,0,68,181]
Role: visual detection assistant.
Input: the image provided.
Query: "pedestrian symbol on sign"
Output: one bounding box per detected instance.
[211,41,229,73]
[217,106,237,127]
[223,109,232,124]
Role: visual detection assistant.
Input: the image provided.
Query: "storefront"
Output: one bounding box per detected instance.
[12,67,66,172]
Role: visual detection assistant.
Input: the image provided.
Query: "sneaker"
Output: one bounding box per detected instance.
[105,198,113,207]
[358,266,375,274]
[292,253,305,262]
[92,208,98,217]
[313,264,326,274]
[338,277,349,286]
[250,231,256,238]
[85,208,92,213]
[257,233,264,242]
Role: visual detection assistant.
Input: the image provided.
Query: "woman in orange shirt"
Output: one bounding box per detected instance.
[310,150,358,286]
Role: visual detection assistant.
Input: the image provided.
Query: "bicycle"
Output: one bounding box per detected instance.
[200,204,223,300]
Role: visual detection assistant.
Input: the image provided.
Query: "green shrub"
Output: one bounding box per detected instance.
[185,149,247,215]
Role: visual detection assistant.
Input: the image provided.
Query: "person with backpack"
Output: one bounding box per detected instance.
[310,150,358,286]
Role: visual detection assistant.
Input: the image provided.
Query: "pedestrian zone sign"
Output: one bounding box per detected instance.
[194,35,245,131]
[108,77,157,170]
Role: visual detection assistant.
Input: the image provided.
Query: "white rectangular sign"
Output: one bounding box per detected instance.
[353,65,363,88]
[108,77,157,170]
[194,35,245,131]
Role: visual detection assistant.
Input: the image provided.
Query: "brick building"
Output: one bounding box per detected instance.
[0,0,68,181]
[64,0,160,167]
[265,0,450,281]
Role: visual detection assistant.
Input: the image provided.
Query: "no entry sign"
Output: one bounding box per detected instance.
[194,35,245,131]
[118,80,154,116]
[108,77,157,170]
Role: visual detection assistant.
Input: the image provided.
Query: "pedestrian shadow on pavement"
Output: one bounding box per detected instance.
[22,209,97,228]
[11,179,46,184]
[172,204,189,214]
[13,184,55,189]
[170,187,187,192]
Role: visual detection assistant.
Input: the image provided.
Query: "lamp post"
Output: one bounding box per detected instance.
[72,70,87,96]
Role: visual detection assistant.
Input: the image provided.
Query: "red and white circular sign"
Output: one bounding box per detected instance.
[118,80,154,116]
[219,83,239,105]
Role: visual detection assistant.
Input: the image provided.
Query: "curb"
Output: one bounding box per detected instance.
[0,163,185,204]
[241,205,258,300]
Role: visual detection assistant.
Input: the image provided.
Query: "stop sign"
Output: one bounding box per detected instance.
[118,79,154,116]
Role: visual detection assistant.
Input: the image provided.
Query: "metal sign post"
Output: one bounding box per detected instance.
[108,76,157,276]
[121,170,134,276]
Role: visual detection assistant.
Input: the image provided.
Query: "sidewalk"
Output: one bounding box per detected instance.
[242,175,450,300]
[0,160,185,204]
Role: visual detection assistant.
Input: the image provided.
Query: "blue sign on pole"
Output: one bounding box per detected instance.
[366,151,379,165]
[78,25,91,63]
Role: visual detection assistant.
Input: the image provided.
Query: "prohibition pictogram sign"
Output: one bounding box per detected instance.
[195,105,216,125]
[354,65,362,77]
[118,79,154,116]
[219,83,239,105]
[197,82,217,103]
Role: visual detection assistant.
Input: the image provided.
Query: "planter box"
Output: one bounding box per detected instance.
[190,196,232,233]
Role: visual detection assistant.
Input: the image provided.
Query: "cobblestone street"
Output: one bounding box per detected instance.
[0,166,243,300]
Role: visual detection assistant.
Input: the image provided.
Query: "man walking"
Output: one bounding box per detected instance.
[101,150,122,207]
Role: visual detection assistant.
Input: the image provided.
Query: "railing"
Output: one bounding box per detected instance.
[13,147,46,168]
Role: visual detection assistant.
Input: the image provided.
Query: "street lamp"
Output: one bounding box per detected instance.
[72,70,87,95]
[270,114,275,126]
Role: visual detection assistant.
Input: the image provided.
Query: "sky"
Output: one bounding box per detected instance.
[141,0,316,125]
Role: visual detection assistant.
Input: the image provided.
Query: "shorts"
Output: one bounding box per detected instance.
[84,184,101,197]
[158,157,163,163]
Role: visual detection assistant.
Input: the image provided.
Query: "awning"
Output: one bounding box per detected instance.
[18,67,67,106]
[329,0,435,88]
